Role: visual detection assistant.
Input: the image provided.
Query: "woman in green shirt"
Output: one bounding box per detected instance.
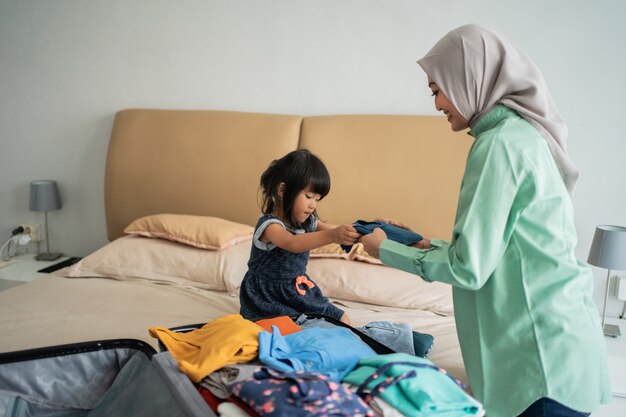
[361,24,610,417]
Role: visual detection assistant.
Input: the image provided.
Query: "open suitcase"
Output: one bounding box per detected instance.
[0,314,394,417]
[0,339,215,417]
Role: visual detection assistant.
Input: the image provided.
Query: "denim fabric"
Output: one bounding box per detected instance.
[358,321,415,355]
[239,214,345,321]
[294,316,434,358]
[341,220,423,252]
[517,398,590,417]
[412,330,435,358]
[357,321,435,358]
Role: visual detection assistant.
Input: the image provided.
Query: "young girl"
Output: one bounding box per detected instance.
[239,149,360,324]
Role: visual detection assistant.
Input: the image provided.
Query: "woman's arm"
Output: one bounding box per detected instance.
[363,136,526,290]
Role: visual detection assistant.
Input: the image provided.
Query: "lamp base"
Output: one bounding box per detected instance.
[35,252,63,261]
[604,323,621,338]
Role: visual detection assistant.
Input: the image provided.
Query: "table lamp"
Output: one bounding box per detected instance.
[587,225,626,338]
[29,180,63,261]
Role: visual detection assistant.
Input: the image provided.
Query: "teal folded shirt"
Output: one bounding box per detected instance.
[343,353,483,416]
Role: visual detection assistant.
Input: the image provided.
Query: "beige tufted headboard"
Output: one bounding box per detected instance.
[301,115,472,239]
[105,109,302,240]
[105,109,472,241]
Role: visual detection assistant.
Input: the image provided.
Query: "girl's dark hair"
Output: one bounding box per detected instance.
[260,149,330,228]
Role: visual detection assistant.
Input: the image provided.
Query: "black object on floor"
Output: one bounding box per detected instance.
[37,257,82,273]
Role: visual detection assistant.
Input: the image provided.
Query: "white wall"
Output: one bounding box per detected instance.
[1,0,625,316]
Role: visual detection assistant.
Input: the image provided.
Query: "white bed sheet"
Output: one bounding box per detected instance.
[0,274,466,384]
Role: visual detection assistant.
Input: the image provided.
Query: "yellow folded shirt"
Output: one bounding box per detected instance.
[149,314,263,382]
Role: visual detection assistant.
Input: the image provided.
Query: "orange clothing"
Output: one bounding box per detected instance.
[255,315,302,336]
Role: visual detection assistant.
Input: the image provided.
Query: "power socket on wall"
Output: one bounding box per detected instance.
[617,276,626,301]
[18,223,40,241]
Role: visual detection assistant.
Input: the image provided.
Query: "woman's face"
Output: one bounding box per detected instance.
[428,81,469,132]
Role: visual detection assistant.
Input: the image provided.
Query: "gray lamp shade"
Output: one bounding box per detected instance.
[587,225,626,270]
[29,180,62,212]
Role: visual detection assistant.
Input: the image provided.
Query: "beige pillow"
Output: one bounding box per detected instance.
[124,214,253,250]
[306,258,454,315]
[310,243,382,264]
[63,235,251,292]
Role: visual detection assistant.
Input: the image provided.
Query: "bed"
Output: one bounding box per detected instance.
[0,109,472,385]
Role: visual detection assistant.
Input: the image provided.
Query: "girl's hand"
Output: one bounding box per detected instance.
[374,217,414,231]
[360,228,387,259]
[331,224,360,246]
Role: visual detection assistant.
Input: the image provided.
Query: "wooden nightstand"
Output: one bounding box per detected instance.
[0,254,71,292]
[594,318,626,417]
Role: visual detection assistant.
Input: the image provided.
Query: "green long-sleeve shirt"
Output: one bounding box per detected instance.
[379,105,611,417]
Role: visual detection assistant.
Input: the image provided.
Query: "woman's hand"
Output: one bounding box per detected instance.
[331,224,361,246]
[374,217,414,231]
[359,228,387,259]
[414,237,431,249]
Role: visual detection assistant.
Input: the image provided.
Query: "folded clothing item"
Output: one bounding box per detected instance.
[255,315,302,335]
[258,325,377,381]
[149,314,263,382]
[344,353,484,417]
[229,367,375,417]
[412,330,435,358]
[357,321,434,358]
[342,220,423,252]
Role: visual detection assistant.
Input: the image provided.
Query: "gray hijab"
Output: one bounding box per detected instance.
[417,24,579,194]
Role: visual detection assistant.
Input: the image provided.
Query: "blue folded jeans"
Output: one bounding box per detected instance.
[342,220,423,252]
[358,321,434,358]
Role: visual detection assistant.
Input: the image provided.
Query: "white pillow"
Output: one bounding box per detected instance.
[63,235,251,292]
[306,258,454,315]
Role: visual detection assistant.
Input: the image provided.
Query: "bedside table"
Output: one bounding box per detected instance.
[594,318,626,417]
[0,254,71,291]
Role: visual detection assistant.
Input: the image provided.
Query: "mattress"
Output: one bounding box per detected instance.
[0,272,466,385]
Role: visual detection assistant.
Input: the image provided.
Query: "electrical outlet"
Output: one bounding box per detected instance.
[19,223,40,241]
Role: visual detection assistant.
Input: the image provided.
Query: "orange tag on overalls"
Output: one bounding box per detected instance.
[294,275,315,295]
